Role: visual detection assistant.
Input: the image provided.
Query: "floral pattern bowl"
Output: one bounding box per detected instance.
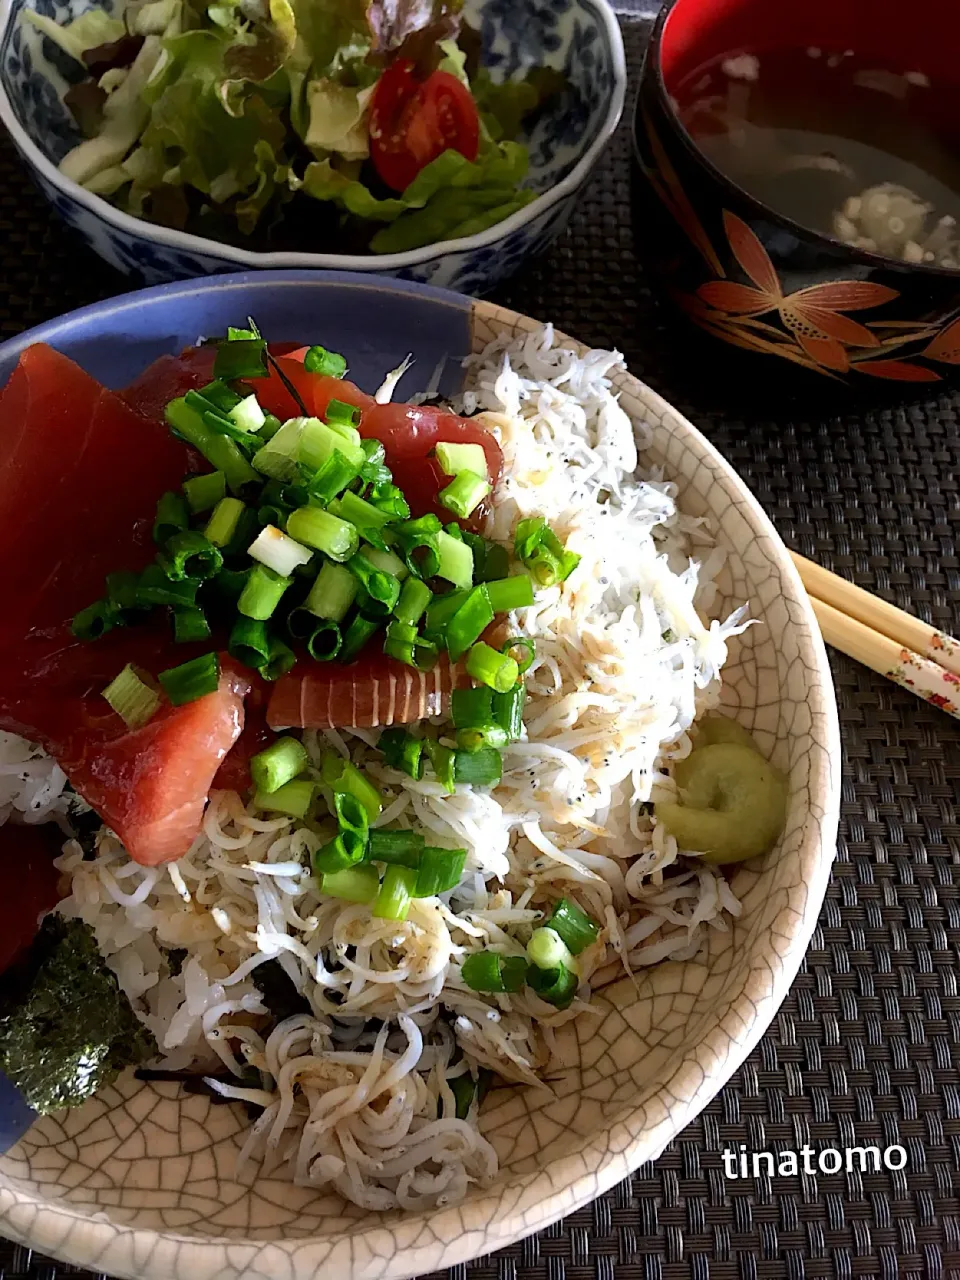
[0,271,840,1280]
[0,0,625,290]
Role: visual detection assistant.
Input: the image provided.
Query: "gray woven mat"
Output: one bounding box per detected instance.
[2,13,960,1280]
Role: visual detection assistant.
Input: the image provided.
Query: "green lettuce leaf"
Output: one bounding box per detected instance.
[371,184,534,252]
[304,78,376,159]
[235,138,291,233]
[472,66,566,141]
[301,158,408,220]
[23,8,126,64]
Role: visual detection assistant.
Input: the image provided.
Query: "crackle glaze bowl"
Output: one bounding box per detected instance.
[0,0,625,290]
[0,272,840,1280]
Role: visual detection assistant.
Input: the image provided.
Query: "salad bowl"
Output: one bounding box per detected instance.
[0,0,625,290]
[0,271,840,1280]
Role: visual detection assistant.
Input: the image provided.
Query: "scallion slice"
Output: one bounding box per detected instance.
[372,863,417,921]
[306,619,342,661]
[132,564,198,608]
[251,418,308,483]
[334,790,369,842]
[262,634,296,681]
[348,553,401,613]
[105,571,144,616]
[314,829,366,874]
[212,567,249,603]
[435,442,487,477]
[228,394,266,434]
[259,413,282,442]
[460,952,527,993]
[319,864,379,903]
[102,664,160,729]
[367,827,424,867]
[449,1074,476,1119]
[229,616,271,671]
[514,516,547,561]
[446,585,494,663]
[254,779,316,819]
[451,687,494,728]
[153,491,190,546]
[439,472,491,520]
[326,398,362,428]
[298,418,365,471]
[413,847,466,897]
[455,725,510,751]
[367,481,410,520]
[248,524,313,576]
[183,471,226,514]
[378,728,424,780]
[425,739,457,794]
[423,588,469,643]
[547,898,601,955]
[527,926,577,973]
[453,746,502,788]
[158,653,219,706]
[492,683,526,740]
[159,530,224,583]
[72,597,121,640]
[337,490,393,531]
[392,514,442,579]
[165,398,259,493]
[395,577,432,627]
[364,546,408,580]
[485,575,535,613]
[339,612,379,663]
[304,345,347,377]
[202,497,245,549]
[172,606,211,643]
[436,530,474,589]
[307,449,359,503]
[526,961,578,1009]
[321,753,383,822]
[238,564,292,621]
[501,636,536,675]
[250,736,308,793]
[304,561,358,622]
[465,642,519,693]
[286,507,359,562]
[213,337,267,381]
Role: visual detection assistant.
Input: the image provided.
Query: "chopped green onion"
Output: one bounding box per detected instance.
[367,481,410,520]
[502,636,536,674]
[367,827,424,867]
[153,491,189,546]
[453,746,502,788]
[451,687,494,728]
[238,565,292,620]
[372,863,417,921]
[212,567,249,603]
[165,398,259,493]
[259,413,282,442]
[449,1074,476,1119]
[439,472,491,520]
[446,586,494,662]
[348,553,401,612]
[286,507,359,562]
[132,564,198,608]
[435,442,487,477]
[395,577,433,626]
[213,337,267,380]
[514,517,547,561]
[492,683,525,740]
[334,790,369,842]
[102,664,160,729]
[383,620,418,667]
[304,345,347,377]
[183,471,226,514]
[105,571,143,615]
[228,394,266,434]
[423,589,469,643]
[248,524,313,576]
[306,620,342,661]
[321,753,383,821]
[258,504,289,530]
[304,561,358,622]
[158,653,220,706]
[525,546,564,587]
[251,736,308,793]
[526,962,578,1009]
[436,530,474,589]
[515,519,580,586]
[229,616,271,670]
[425,739,456,794]
[325,398,361,428]
[194,381,245,417]
[159,530,223,583]
[226,325,258,341]
[251,418,307,483]
[173,606,211,643]
[547,898,601,955]
[359,439,391,488]
[465,642,519,693]
[254,779,316,819]
[392,514,442,578]
[378,728,424,780]
[307,449,360,503]
[460,952,527,993]
[339,612,379,662]
[314,830,365,874]
[414,847,466,897]
[223,506,261,562]
[527,926,577,973]
[262,634,296,681]
[477,541,510,584]
[485,575,535,613]
[298,418,364,470]
[455,725,509,751]
[203,497,246,548]
[338,490,393,530]
[72,598,120,640]
[320,864,378,903]
[364,546,408,580]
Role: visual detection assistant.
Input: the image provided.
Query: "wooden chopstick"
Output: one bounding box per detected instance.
[791,553,960,720]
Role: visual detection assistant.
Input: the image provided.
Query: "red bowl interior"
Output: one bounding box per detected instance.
[660,0,960,89]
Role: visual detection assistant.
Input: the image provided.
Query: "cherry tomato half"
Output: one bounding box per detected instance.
[369,62,481,193]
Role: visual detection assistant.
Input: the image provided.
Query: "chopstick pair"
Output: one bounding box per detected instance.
[791,553,960,722]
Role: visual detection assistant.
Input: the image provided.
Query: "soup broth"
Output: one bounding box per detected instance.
[671,47,960,268]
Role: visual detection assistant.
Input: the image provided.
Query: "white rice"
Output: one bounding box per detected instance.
[2,326,752,1210]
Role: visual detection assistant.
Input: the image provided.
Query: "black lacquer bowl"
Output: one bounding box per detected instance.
[631,0,960,404]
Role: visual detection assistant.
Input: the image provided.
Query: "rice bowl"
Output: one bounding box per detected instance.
[0,278,840,1280]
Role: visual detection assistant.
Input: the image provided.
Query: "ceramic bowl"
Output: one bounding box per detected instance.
[0,271,840,1280]
[632,0,960,403]
[0,0,624,291]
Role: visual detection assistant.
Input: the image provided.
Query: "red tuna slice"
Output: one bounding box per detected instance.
[0,823,65,975]
[0,661,250,866]
[121,344,217,422]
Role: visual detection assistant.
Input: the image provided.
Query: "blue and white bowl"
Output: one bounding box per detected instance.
[0,0,626,290]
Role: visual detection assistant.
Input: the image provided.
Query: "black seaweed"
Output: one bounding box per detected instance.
[251,958,312,1022]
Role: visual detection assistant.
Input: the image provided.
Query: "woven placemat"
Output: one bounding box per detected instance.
[2,12,960,1280]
